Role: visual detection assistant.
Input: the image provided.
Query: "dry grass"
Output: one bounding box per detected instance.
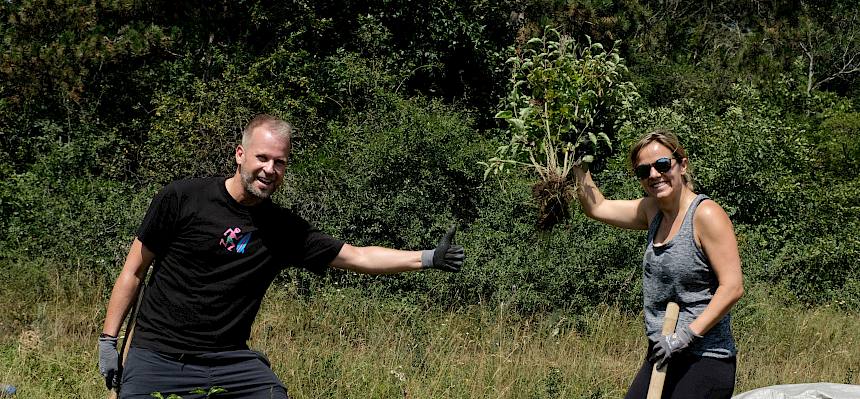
[732,288,860,390]
[1,269,858,398]
[253,288,642,398]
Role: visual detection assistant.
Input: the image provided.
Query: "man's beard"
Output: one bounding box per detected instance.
[240,166,278,200]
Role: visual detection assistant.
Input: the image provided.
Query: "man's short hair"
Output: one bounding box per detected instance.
[242,114,293,149]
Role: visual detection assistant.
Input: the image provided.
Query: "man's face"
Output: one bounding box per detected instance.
[235,126,290,201]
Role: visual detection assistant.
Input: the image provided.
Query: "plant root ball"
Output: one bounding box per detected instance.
[532,176,575,231]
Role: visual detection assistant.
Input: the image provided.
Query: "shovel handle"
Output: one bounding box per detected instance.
[106,267,150,399]
[646,302,680,399]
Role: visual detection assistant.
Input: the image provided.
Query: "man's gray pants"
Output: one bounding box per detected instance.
[119,347,288,399]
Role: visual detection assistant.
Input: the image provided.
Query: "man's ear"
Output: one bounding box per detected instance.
[235,144,245,165]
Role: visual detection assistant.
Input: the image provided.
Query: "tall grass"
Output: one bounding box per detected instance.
[1,261,858,398]
[0,258,109,397]
[253,287,642,398]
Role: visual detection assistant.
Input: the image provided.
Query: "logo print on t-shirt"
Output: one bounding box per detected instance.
[220,227,251,254]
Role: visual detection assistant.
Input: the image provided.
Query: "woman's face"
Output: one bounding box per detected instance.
[635,141,688,199]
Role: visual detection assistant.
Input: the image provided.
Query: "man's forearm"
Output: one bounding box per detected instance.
[330,226,463,274]
[102,272,144,336]
[102,238,153,336]
[331,245,422,274]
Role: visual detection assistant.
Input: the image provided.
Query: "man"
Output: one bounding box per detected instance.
[98,114,465,398]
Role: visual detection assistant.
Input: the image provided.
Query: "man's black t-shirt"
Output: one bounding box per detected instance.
[133,177,344,354]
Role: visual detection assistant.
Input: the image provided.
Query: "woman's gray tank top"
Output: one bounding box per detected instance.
[642,194,736,358]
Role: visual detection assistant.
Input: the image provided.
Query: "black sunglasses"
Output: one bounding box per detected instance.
[634,157,674,179]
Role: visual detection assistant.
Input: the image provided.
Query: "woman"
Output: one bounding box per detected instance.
[573,128,743,398]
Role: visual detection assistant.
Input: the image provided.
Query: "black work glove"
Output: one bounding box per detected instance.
[649,325,701,368]
[420,225,465,272]
[98,334,120,389]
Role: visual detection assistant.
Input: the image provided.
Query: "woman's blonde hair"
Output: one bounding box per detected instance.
[629,128,694,191]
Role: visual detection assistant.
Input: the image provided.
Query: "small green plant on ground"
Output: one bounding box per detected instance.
[151,386,226,399]
[482,26,639,230]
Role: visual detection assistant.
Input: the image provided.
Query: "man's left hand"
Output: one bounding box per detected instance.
[649,325,701,368]
[421,225,465,272]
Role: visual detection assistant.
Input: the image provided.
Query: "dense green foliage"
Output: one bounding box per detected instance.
[487,28,638,180]
[486,27,639,229]
[1,0,858,315]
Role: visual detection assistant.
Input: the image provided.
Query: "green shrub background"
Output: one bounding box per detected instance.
[2,0,859,323]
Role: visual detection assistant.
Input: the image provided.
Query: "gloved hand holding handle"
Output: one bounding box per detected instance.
[98,333,120,389]
[649,324,702,368]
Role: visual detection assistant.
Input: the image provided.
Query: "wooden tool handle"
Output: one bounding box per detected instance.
[106,326,134,399]
[106,267,151,399]
[646,302,680,399]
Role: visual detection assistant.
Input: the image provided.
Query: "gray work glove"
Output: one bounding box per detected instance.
[649,325,701,368]
[98,334,120,389]
[421,225,465,272]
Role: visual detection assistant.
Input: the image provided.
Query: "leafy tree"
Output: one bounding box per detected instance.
[0,0,176,173]
[795,1,860,95]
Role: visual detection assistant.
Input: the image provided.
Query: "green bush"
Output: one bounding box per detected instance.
[816,112,860,176]
[0,0,858,315]
[0,170,147,272]
[613,83,860,308]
